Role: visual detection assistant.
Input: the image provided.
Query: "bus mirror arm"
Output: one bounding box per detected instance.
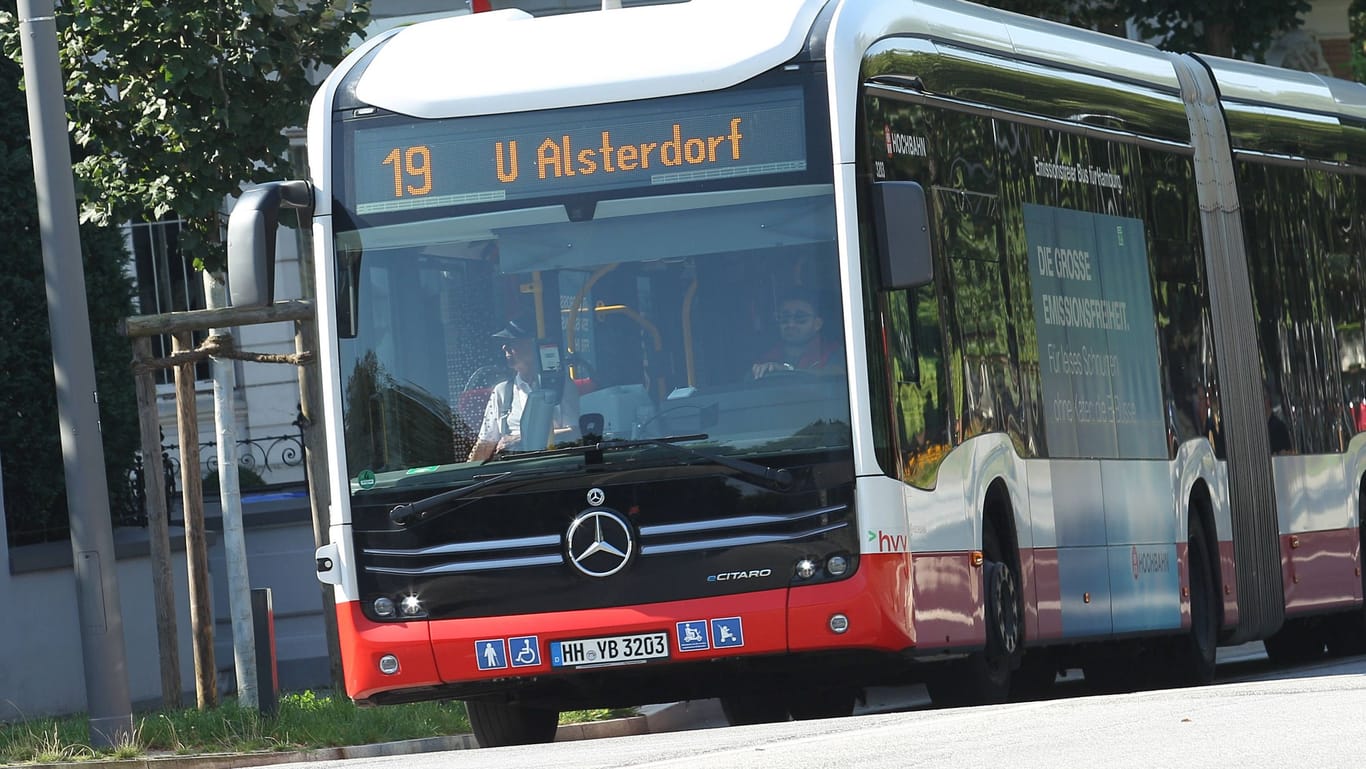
[871,180,934,290]
[227,180,314,308]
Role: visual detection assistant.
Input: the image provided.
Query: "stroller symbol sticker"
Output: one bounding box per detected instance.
[711,617,744,649]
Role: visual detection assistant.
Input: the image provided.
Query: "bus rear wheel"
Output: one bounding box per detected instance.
[465,699,559,747]
[1325,523,1366,656]
[1264,619,1326,664]
[1172,517,1218,685]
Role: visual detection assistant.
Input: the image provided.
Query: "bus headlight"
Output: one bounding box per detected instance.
[826,555,849,576]
[378,654,400,675]
[400,594,423,617]
[373,597,396,618]
[795,559,817,579]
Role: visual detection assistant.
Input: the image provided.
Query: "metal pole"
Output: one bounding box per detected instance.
[16,0,132,747]
[204,271,258,709]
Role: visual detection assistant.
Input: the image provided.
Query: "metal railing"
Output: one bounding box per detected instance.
[124,408,307,523]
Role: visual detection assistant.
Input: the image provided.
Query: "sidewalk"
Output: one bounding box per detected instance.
[18,686,949,769]
[16,700,730,769]
[21,674,1086,769]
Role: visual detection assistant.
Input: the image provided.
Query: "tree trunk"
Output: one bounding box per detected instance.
[1205,19,1235,58]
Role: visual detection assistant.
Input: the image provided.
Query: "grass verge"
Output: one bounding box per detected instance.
[0,692,635,764]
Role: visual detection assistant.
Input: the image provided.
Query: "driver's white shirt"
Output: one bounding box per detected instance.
[475,372,580,444]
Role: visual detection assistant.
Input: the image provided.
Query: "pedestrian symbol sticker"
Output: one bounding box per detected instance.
[711,617,744,649]
[676,621,710,652]
[509,636,541,667]
[475,639,507,670]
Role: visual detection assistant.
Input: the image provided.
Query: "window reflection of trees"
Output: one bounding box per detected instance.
[344,351,459,475]
[1145,150,1214,456]
[939,189,1018,447]
[1244,163,1354,455]
[1316,171,1362,442]
[889,285,950,489]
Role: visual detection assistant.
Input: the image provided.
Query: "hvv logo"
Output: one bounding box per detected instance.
[868,529,908,553]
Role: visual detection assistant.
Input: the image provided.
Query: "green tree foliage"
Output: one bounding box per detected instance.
[0,54,139,546]
[983,0,1308,60]
[1352,0,1366,81]
[984,0,1125,30]
[1116,0,1307,59]
[0,1,371,271]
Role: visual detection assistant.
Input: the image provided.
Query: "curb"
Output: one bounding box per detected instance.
[637,699,724,733]
[15,701,717,769]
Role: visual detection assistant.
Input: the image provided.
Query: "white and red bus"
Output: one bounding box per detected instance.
[228,0,1366,747]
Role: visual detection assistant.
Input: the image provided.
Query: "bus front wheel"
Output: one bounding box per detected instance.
[926,525,1021,706]
[466,699,559,747]
[720,692,790,725]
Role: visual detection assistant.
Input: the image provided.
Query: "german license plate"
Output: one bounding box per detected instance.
[550,632,669,668]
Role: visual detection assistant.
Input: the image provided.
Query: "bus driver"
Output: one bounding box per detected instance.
[751,291,843,379]
[467,320,581,461]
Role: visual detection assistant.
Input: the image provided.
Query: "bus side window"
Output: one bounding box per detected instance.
[935,189,1018,447]
[889,287,950,489]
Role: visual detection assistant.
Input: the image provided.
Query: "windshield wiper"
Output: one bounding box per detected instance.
[488,434,793,490]
[394,436,794,526]
[389,467,566,526]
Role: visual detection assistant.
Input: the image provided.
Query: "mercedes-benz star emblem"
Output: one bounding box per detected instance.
[586,487,606,506]
[566,509,634,578]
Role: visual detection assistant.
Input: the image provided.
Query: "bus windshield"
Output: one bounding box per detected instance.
[332,175,848,493]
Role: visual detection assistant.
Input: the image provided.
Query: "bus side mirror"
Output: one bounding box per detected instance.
[227,180,313,308]
[871,180,934,289]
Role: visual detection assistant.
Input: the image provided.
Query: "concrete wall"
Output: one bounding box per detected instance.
[205,490,334,693]
[1,471,330,722]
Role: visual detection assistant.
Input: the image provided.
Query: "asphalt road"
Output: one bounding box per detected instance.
[268,646,1366,769]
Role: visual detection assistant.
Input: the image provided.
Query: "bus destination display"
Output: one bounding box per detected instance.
[350,87,808,215]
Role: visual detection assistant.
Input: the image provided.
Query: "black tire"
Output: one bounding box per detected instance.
[1172,517,1219,685]
[1325,614,1366,657]
[786,687,859,720]
[719,692,790,726]
[466,699,560,748]
[1326,524,1366,656]
[1009,651,1060,701]
[1264,620,1326,664]
[1082,657,1141,695]
[926,524,1020,707]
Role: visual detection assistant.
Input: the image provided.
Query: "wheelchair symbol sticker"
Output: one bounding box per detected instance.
[509,635,541,667]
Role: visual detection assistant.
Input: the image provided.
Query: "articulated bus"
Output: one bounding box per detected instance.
[228,0,1366,747]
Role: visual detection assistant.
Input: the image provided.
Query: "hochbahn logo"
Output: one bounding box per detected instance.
[1131,545,1171,579]
[884,126,927,158]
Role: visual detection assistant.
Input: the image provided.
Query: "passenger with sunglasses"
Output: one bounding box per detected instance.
[751,291,842,379]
